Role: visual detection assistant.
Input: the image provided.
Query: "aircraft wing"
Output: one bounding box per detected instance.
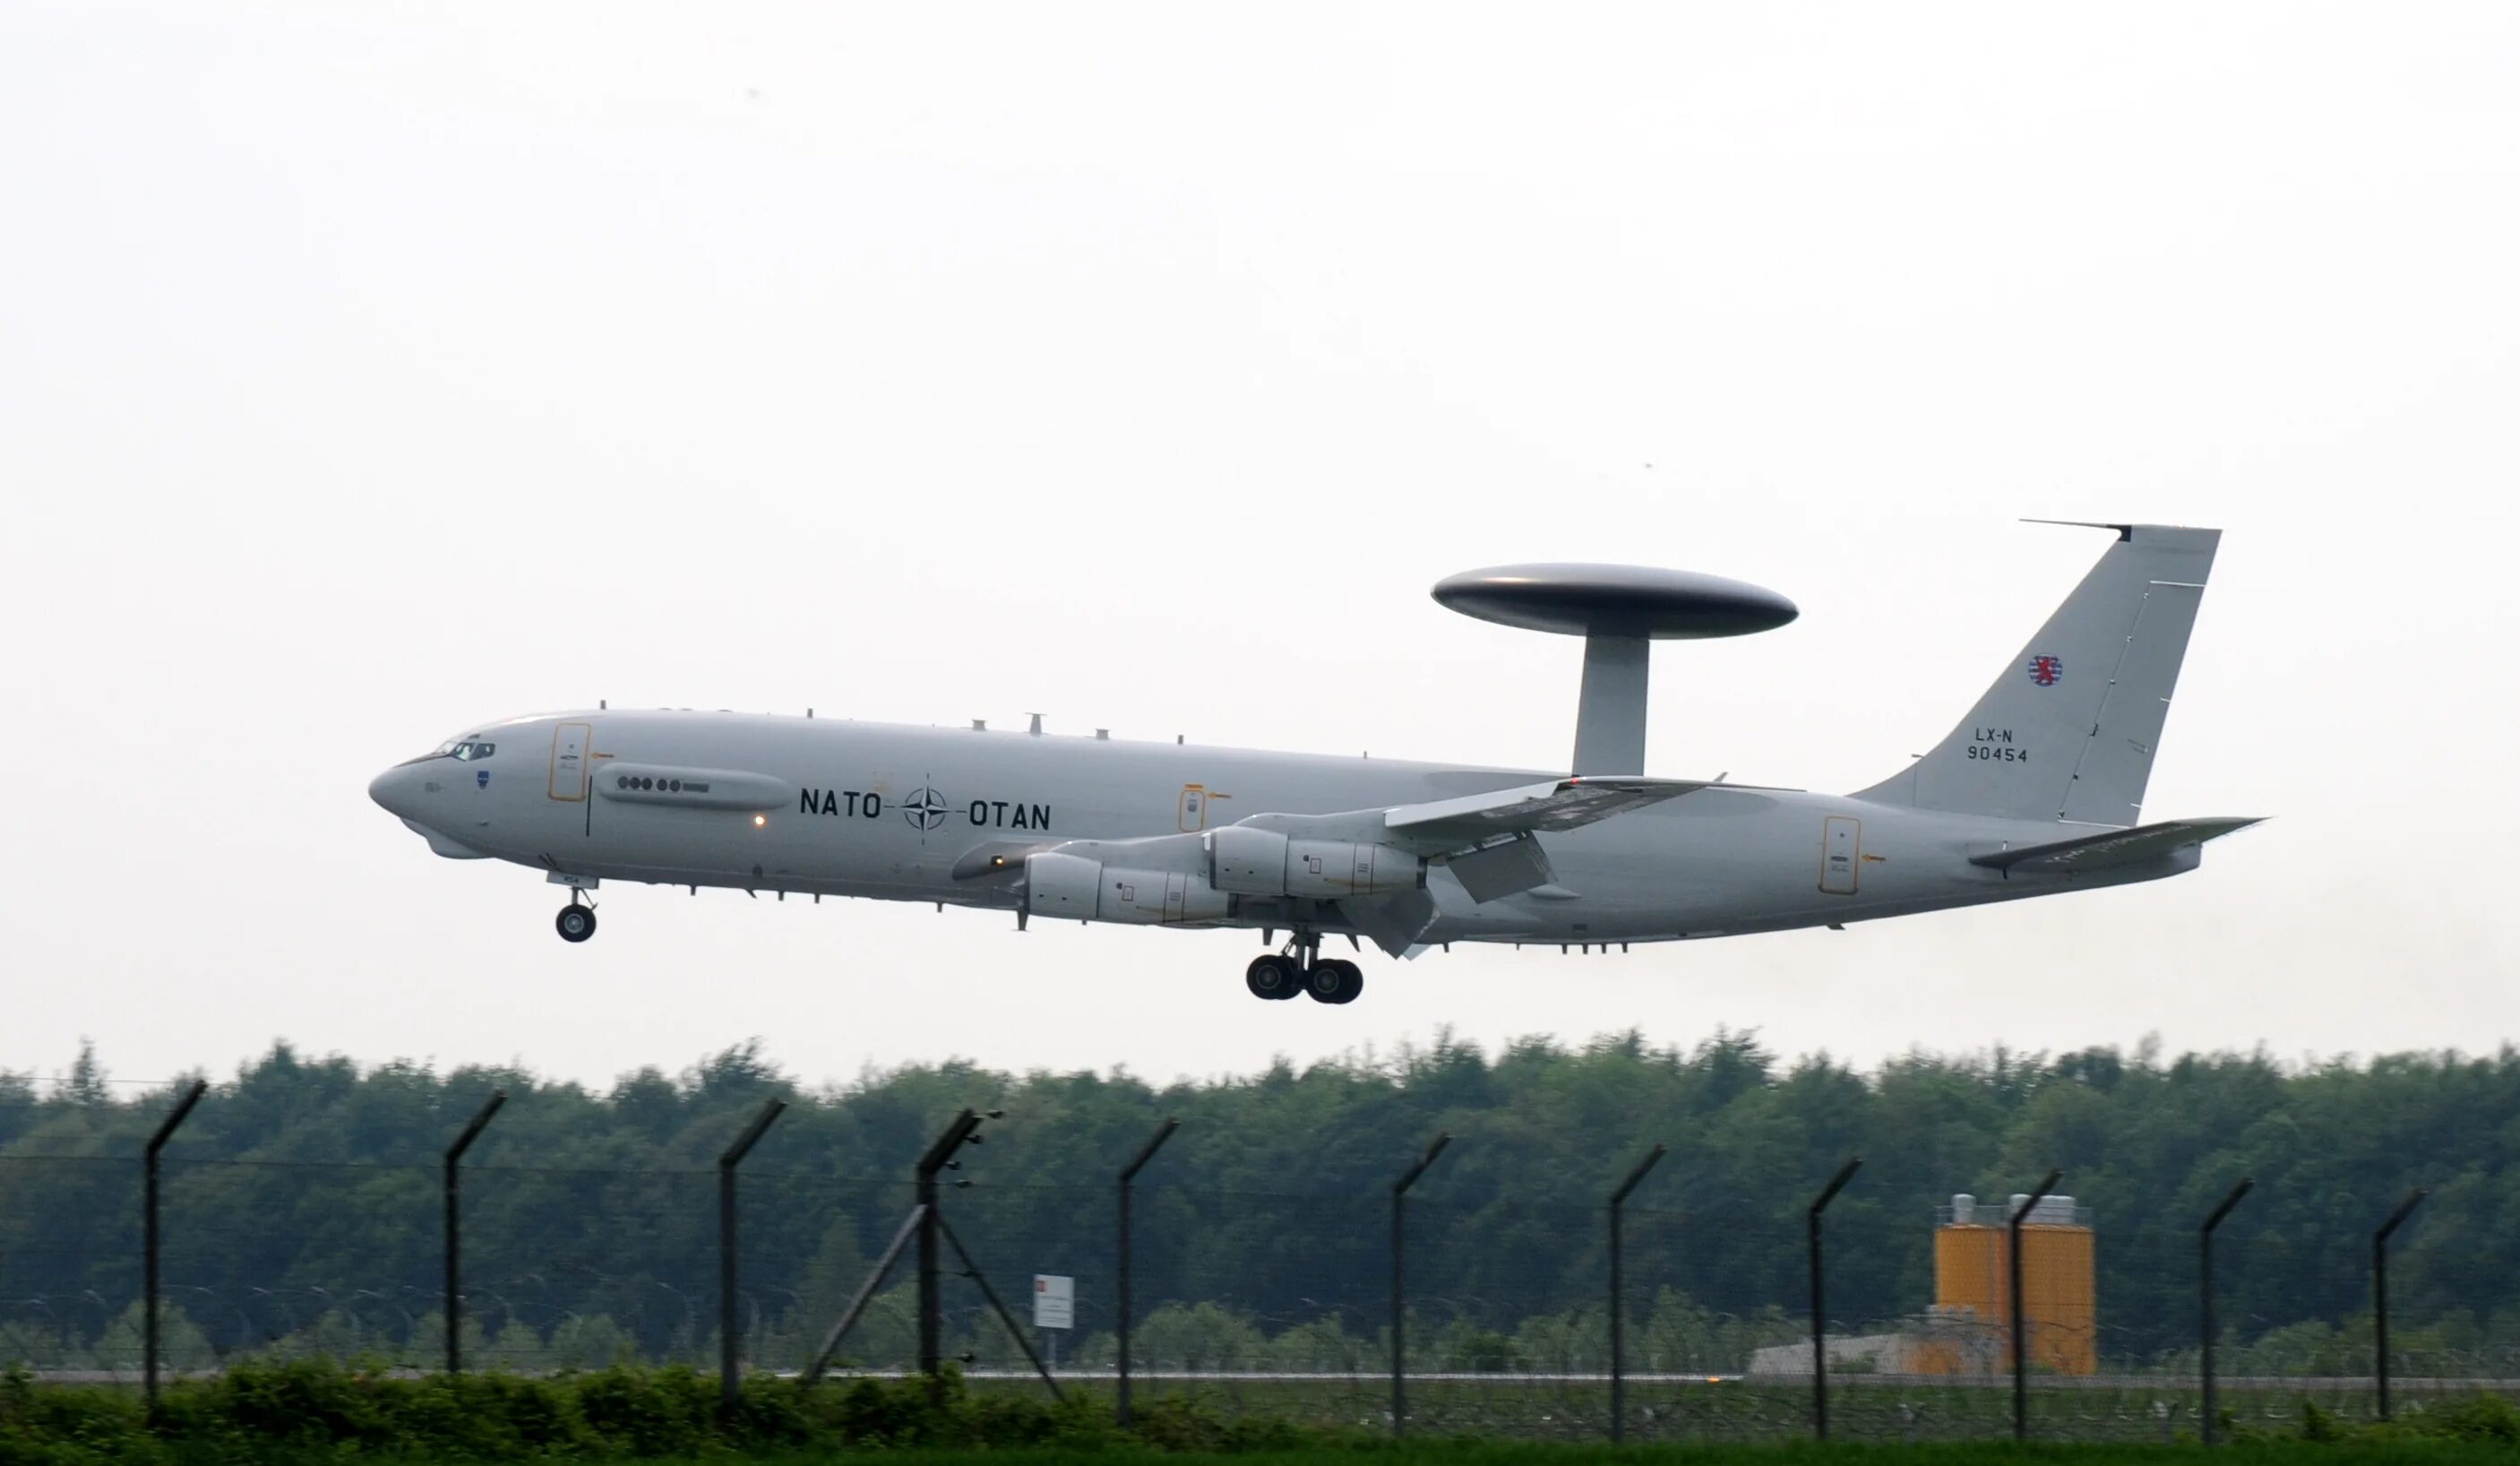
[1021,778,1721,916]
[1969,816,2263,875]
[1383,776,1711,847]
[1236,776,1716,905]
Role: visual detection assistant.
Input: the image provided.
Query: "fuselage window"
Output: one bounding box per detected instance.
[608,772,695,794]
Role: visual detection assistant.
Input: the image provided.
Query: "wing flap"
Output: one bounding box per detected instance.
[1445,836,1561,902]
[1970,816,2263,874]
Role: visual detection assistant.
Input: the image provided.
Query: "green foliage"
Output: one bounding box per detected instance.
[23,1367,2520,1464]
[1133,1303,1270,1371]
[86,1304,212,1374]
[2300,1398,2345,1443]
[1445,1327,1522,1374]
[1122,1393,1320,1453]
[0,1358,1289,1461]
[8,1032,2520,1374]
[2431,1394,2520,1443]
[26,1360,2520,1461]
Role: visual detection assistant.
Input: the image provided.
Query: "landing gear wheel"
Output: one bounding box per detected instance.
[1244,953,1302,1000]
[555,904,598,943]
[1306,958,1363,1005]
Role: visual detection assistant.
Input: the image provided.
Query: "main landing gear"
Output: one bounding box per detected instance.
[555,891,598,944]
[1245,935,1362,1005]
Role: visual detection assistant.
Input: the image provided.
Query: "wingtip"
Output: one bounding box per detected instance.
[2185,815,2268,841]
[2020,518,2227,542]
[2020,517,2135,540]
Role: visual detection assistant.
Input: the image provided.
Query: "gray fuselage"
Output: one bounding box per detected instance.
[370,709,2187,953]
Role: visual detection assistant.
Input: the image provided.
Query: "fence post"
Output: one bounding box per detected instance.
[1607,1143,1666,1444]
[916,1109,985,1382]
[2199,1177,2253,1445]
[1116,1117,1180,1427]
[718,1098,787,1407]
[2374,1187,2426,1421]
[1389,1132,1451,1438]
[2009,1169,2063,1443]
[442,1089,506,1375]
[142,1080,208,1413]
[1808,1158,1862,1441]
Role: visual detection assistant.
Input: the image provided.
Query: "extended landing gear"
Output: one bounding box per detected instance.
[1245,938,1364,1005]
[1245,953,1302,1000]
[1305,958,1363,1006]
[555,893,598,944]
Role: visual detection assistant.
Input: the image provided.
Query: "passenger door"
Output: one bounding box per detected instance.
[1819,816,1860,894]
[549,721,591,801]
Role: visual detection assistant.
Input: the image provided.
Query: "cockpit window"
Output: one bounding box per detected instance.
[450,740,496,762]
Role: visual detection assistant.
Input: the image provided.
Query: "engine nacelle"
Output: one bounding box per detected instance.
[1207,825,1425,899]
[1024,851,1232,925]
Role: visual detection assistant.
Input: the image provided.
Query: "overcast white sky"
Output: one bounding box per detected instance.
[4,2,2516,1093]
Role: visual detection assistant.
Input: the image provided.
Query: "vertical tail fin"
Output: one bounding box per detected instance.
[1853,523,2222,825]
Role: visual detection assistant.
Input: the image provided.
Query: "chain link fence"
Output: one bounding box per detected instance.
[2,1142,2508,1441]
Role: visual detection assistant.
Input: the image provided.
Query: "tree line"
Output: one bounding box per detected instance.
[2,1031,2515,1373]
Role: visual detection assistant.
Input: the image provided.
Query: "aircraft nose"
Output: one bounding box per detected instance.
[369,764,422,819]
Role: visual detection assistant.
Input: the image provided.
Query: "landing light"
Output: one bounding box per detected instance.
[753,815,767,828]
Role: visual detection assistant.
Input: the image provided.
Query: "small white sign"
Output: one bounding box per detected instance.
[1032,1273,1074,1330]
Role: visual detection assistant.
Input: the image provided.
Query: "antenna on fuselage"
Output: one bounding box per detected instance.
[1428,564,1797,775]
[1028,712,1044,736]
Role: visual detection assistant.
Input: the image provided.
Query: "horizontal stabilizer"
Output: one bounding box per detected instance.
[1970,817,2262,875]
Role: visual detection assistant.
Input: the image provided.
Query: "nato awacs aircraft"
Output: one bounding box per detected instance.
[371,522,2257,1005]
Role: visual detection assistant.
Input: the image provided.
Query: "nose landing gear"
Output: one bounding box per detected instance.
[555,891,598,944]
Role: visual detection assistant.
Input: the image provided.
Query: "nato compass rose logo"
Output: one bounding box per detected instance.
[902,787,950,832]
[2026,654,2064,687]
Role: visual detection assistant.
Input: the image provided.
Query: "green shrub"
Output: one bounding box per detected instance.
[573,1366,717,1456]
[830,1371,960,1445]
[2421,1393,2520,1444]
[1125,1394,1234,1453]
[2,1358,1362,1460]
